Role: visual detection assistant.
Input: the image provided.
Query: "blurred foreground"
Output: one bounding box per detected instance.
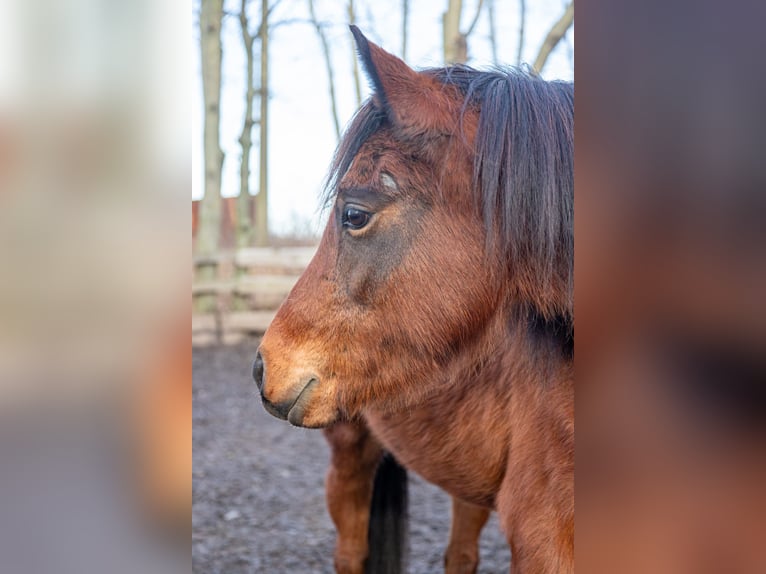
[577,0,766,571]
[0,0,188,572]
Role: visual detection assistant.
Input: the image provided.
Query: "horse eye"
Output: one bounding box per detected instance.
[342,206,371,230]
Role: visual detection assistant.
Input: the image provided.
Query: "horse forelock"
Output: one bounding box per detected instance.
[324,66,574,322]
[322,101,387,208]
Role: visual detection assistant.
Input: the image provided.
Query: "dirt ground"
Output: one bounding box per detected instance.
[193,342,511,573]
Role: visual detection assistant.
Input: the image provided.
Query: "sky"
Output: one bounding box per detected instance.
[192,0,574,236]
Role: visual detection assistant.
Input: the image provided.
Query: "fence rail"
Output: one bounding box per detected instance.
[193,246,316,345]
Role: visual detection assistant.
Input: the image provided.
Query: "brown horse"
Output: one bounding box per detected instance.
[253,26,573,574]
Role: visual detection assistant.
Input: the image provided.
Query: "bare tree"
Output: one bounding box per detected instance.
[464,0,485,37]
[443,0,464,64]
[532,0,574,75]
[402,0,409,60]
[237,0,256,248]
[517,0,526,66]
[308,0,341,141]
[443,0,484,64]
[197,0,225,308]
[255,0,270,246]
[348,0,363,106]
[487,0,498,64]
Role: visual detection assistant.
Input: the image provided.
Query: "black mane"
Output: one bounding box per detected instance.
[325,65,574,318]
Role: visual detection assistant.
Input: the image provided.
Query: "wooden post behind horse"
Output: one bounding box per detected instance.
[253,27,573,573]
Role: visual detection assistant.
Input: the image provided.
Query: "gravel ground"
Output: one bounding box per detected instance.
[193,342,511,573]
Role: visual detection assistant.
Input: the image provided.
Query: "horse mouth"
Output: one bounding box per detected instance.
[287,379,319,426]
[261,378,319,427]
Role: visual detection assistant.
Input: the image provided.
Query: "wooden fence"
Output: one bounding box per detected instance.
[192,246,316,345]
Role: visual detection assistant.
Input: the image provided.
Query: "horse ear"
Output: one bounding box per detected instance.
[349,25,453,134]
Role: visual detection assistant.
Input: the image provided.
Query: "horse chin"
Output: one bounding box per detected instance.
[289,409,338,429]
[285,381,339,429]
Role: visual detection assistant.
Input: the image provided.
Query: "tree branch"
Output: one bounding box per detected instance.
[308,0,341,140]
[487,0,498,64]
[517,0,526,66]
[532,0,574,75]
[463,0,485,38]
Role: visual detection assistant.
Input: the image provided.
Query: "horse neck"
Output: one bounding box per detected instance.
[507,312,573,398]
[453,303,573,392]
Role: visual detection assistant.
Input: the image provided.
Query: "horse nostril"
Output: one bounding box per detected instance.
[252,352,265,391]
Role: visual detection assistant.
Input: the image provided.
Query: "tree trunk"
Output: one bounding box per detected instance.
[443,0,482,65]
[532,1,574,75]
[197,0,225,311]
[255,0,270,246]
[402,0,409,60]
[238,0,256,249]
[443,0,465,64]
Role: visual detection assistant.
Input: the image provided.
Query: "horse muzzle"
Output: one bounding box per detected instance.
[253,351,320,426]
